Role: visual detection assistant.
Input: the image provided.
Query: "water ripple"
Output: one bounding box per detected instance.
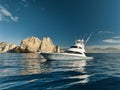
[0,53,120,90]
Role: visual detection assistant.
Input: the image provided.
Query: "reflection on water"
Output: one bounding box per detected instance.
[0,53,90,84]
[0,53,47,76]
[67,60,89,84]
[19,54,47,75]
[0,53,120,90]
[41,59,89,84]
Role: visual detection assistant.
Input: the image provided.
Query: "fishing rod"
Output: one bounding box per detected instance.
[85,32,93,45]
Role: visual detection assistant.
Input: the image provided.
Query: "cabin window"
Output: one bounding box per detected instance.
[70,46,82,49]
[65,51,82,54]
[70,46,78,48]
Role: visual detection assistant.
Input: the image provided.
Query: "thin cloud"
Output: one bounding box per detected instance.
[0,5,19,22]
[98,31,114,34]
[113,36,120,39]
[103,39,120,44]
[11,16,19,22]
[102,34,120,44]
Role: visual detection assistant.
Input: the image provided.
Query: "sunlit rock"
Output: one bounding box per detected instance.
[20,36,41,53]
[0,36,61,53]
[0,42,16,52]
[39,37,56,53]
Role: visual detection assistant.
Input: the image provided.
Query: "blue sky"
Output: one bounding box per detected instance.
[0,0,120,48]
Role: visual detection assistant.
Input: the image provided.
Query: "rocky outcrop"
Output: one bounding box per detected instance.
[0,42,16,52]
[55,45,61,53]
[39,37,56,53]
[0,36,60,53]
[12,46,35,53]
[12,36,60,53]
[20,36,41,53]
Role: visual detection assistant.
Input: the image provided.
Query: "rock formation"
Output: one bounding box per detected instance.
[39,37,56,53]
[20,36,41,53]
[0,36,60,53]
[55,45,61,53]
[11,36,60,53]
[0,42,16,52]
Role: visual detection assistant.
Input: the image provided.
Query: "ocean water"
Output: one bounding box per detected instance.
[0,53,120,90]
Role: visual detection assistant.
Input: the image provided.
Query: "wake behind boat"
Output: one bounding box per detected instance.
[41,39,93,60]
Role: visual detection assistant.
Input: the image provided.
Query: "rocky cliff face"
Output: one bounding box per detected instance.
[0,42,16,52]
[13,36,60,53]
[39,37,56,53]
[20,36,41,53]
[0,36,60,53]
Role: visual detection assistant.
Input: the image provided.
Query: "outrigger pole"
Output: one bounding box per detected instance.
[85,32,93,45]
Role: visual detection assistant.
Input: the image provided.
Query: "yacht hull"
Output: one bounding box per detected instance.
[41,53,93,60]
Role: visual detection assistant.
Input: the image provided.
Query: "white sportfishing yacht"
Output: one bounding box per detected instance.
[41,39,93,60]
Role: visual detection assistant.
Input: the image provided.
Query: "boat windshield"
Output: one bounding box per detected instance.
[70,46,78,48]
[70,46,82,49]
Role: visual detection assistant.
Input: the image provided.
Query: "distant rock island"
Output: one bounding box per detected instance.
[0,36,60,53]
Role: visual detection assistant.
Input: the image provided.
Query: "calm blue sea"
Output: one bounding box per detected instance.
[0,53,120,90]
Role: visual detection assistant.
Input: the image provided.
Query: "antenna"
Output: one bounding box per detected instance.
[85,32,93,45]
